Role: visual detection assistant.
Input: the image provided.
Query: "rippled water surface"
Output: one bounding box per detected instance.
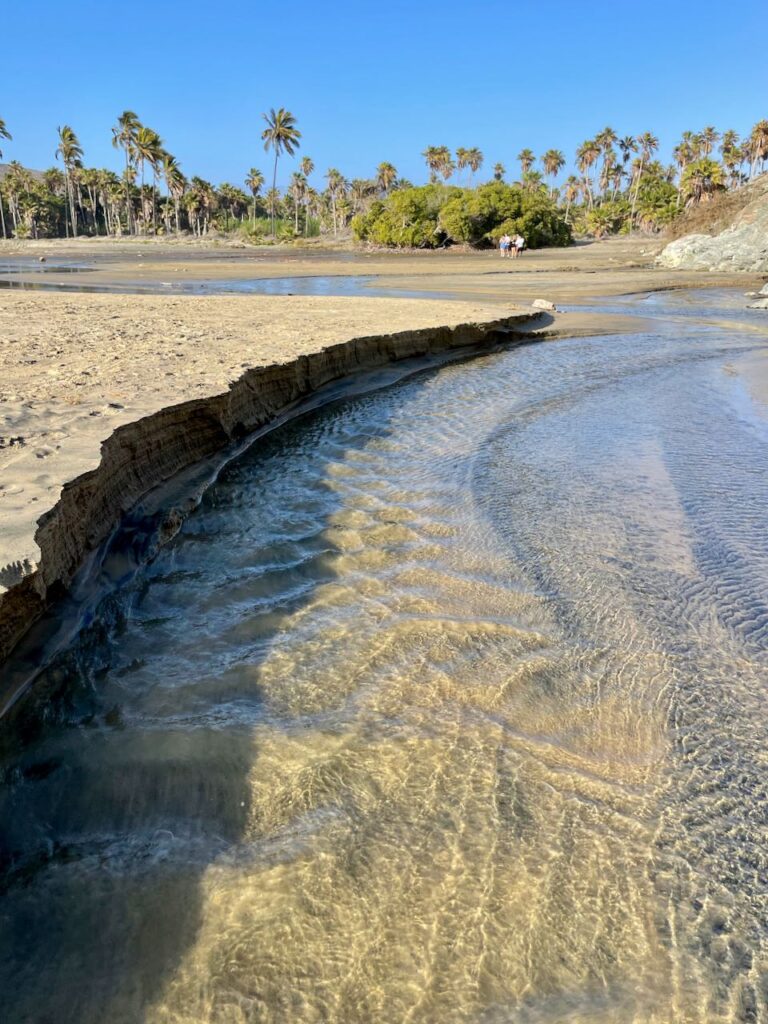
[2,293,768,1023]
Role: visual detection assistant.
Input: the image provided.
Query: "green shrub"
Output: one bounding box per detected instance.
[354,181,571,249]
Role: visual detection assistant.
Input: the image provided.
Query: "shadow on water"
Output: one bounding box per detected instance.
[0,379,415,1024]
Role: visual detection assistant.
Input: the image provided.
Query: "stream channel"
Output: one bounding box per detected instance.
[1,289,768,1023]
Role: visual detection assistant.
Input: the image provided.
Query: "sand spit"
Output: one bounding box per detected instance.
[1,291,570,687]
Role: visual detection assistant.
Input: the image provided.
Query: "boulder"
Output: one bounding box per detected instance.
[657,176,768,273]
[531,299,557,312]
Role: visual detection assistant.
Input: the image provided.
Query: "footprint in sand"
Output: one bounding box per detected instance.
[0,435,26,450]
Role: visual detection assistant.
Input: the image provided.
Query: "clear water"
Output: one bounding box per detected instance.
[1,294,768,1023]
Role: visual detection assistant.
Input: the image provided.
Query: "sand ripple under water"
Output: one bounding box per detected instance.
[1,290,768,1023]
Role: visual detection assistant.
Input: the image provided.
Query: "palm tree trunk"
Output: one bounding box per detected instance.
[64,169,75,237]
[0,195,6,239]
[629,158,645,233]
[271,151,279,235]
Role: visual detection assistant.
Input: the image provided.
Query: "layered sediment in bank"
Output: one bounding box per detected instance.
[1,292,561,689]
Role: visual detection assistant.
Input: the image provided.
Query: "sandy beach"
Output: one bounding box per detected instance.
[0,236,764,673]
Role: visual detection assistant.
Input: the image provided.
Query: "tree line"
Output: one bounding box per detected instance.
[0,110,766,242]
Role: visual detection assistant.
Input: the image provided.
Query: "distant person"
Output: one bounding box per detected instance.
[515,234,525,257]
[499,233,510,258]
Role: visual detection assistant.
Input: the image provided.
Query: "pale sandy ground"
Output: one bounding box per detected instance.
[0,236,765,601]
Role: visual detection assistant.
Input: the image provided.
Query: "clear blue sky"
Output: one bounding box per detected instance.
[2,0,766,190]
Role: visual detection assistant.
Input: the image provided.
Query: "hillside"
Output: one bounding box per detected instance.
[658,174,768,272]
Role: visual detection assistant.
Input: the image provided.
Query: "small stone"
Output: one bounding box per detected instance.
[532,299,557,312]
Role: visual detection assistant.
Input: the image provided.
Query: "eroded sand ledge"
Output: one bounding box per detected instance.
[0,292,556,683]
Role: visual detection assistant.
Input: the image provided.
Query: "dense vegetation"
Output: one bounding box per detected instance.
[0,112,766,244]
[352,182,571,248]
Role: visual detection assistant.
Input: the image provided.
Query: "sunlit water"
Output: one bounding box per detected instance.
[2,293,768,1023]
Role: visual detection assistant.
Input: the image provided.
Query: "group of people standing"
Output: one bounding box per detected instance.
[499,233,525,258]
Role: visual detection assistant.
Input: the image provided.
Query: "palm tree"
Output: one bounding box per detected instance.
[575,139,600,208]
[422,147,437,182]
[455,147,469,183]
[541,149,565,184]
[79,167,102,234]
[121,165,137,231]
[245,167,265,223]
[0,117,11,158]
[599,150,618,197]
[164,154,186,234]
[522,170,544,193]
[133,126,163,233]
[349,178,373,214]
[700,126,719,157]
[610,163,625,198]
[0,117,11,238]
[596,126,618,152]
[55,125,83,237]
[422,146,453,182]
[517,148,535,175]
[680,159,725,205]
[111,111,140,233]
[325,168,347,236]
[562,175,581,223]
[595,127,618,197]
[719,130,742,188]
[289,172,307,232]
[466,147,483,182]
[619,136,637,166]
[375,162,397,194]
[265,188,281,234]
[435,146,455,181]
[747,120,768,178]
[261,107,301,235]
[629,132,659,227]
[493,162,505,181]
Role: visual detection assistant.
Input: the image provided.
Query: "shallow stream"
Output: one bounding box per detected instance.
[1,292,768,1023]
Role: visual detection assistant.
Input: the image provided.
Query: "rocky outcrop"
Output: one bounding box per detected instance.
[658,177,768,273]
[0,312,536,700]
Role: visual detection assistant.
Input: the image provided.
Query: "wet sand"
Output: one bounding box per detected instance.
[1,235,762,301]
